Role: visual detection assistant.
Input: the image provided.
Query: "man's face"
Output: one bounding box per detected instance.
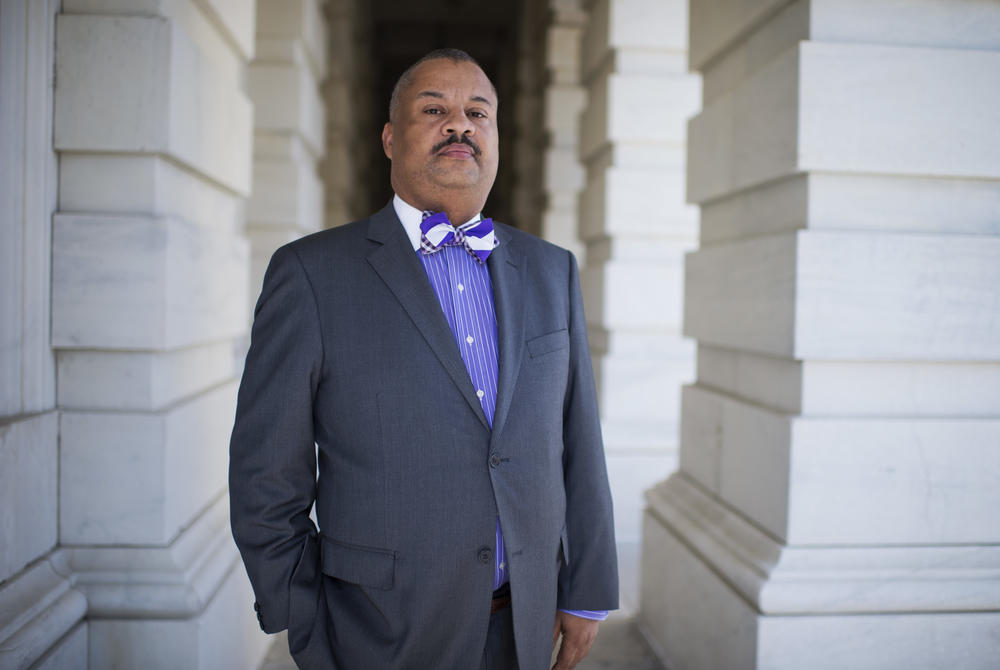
[382,59,499,212]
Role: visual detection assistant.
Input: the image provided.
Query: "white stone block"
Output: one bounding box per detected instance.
[687,44,799,204]
[688,0,789,70]
[35,622,87,670]
[700,0,806,105]
[60,154,245,233]
[639,509,759,670]
[580,164,697,240]
[641,480,1000,669]
[57,342,239,411]
[0,412,58,583]
[683,233,797,358]
[256,0,328,79]
[581,71,698,154]
[598,352,692,428]
[795,230,1000,360]
[543,146,585,193]
[55,14,252,195]
[198,0,256,60]
[690,42,1000,203]
[0,0,58,417]
[544,85,586,144]
[696,344,803,415]
[799,42,1000,181]
[0,557,87,670]
[52,214,248,350]
[248,154,325,229]
[800,361,1000,418]
[810,0,1000,53]
[787,417,1000,545]
[60,382,237,545]
[583,256,685,329]
[249,61,326,157]
[606,450,678,544]
[680,385,1000,544]
[698,172,1000,244]
[88,563,270,669]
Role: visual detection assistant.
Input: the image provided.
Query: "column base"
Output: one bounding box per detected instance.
[638,474,1000,670]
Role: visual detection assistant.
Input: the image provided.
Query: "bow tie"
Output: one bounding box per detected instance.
[420,211,498,264]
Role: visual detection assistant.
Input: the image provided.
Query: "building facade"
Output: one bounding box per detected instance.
[0,0,996,668]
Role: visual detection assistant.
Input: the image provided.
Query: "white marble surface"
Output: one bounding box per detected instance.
[52,214,249,350]
[59,381,236,545]
[57,341,238,411]
[55,13,253,194]
[0,412,58,583]
[60,154,245,233]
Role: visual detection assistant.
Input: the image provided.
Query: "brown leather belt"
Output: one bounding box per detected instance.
[491,585,511,614]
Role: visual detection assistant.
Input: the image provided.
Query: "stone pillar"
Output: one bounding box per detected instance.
[540,0,586,260]
[639,1,1000,667]
[50,1,269,667]
[0,2,87,668]
[324,0,374,225]
[249,0,328,295]
[578,0,699,599]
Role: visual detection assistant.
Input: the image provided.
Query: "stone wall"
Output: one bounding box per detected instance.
[1,1,274,667]
[639,1,1000,667]
[577,0,700,584]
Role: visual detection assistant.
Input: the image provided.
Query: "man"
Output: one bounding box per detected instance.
[230,49,618,670]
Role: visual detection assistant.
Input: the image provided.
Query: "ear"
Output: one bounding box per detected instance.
[381,122,393,159]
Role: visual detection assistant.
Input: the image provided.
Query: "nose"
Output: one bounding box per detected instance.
[443,110,475,136]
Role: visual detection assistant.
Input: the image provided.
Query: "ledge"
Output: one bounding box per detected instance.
[645,473,1000,614]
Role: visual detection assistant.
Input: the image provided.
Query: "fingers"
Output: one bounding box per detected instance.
[551,613,599,670]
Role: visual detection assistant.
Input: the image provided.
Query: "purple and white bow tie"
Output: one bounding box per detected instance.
[420,211,498,264]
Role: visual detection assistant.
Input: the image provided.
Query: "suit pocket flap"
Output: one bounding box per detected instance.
[320,535,396,590]
[527,329,569,358]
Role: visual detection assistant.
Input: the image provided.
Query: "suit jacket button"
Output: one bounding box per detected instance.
[489,453,501,468]
[478,547,493,564]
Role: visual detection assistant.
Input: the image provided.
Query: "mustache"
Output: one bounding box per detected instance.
[432,135,481,156]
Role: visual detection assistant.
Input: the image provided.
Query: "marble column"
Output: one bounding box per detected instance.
[0,2,86,668]
[578,0,700,597]
[323,0,374,226]
[50,1,269,667]
[540,0,587,260]
[639,1,1000,667]
[248,0,328,295]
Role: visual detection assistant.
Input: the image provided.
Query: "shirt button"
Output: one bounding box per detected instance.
[476,389,485,399]
[489,453,501,468]
[466,335,474,344]
[458,283,465,291]
[478,547,492,564]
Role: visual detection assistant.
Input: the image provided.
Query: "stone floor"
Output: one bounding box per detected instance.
[258,544,664,669]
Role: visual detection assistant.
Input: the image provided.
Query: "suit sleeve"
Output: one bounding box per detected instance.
[557,250,620,612]
[229,244,324,634]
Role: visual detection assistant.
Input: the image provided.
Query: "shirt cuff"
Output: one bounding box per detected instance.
[559,609,610,621]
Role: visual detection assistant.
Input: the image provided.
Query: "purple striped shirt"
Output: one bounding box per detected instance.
[393,196,608,621]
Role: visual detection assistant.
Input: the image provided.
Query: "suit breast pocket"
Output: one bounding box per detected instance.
[526,329,569,358]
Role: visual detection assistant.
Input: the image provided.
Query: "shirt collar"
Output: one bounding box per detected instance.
[393,194,482,252]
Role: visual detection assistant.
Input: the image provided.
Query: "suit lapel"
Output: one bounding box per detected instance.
[365,204,490,430]
[487,225,526,442]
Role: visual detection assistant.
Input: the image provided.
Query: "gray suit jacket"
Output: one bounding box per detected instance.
[229,203,618,670]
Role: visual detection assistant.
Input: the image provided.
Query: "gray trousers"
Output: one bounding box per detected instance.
[480,605,519,670]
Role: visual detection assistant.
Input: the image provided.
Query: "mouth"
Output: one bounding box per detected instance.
[433,137,481,160]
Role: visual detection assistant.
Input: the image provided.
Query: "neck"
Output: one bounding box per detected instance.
[394,185,487,226]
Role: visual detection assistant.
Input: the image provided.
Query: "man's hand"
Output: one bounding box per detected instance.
[551,611,600,669]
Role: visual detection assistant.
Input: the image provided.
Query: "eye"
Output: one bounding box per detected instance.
[423,107,444,115]
[469,110,488,119]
